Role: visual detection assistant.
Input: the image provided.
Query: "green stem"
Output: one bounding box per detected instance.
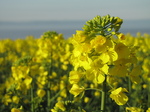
[101,75,106,112]
[128,76,131,93]
[31,86,34,112]
[148,80,150,107]
[47,82,51,109]
[49,88,65,103]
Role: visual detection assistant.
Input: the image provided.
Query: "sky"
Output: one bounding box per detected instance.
[0,0,150,22]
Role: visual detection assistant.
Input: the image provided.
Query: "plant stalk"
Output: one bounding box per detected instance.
[101,75,107,112]
[47,82,51,109]
[148,80,150,107]
[128,76,132,93]
[31,86,34,112]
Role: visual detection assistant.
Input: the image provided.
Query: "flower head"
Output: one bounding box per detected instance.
[129,65,141,84]
[90,35,106,49]
[12,96,20,104]
[37,89,46,98]
[115,43,130,60]
[126,107,144,112]
[11,108,21,112]
[110,87,128,105]
[69,71,83,84]
[146,108,150,112]
[55,101,66,111]
[69,84,84,97]
[117,33,125,40]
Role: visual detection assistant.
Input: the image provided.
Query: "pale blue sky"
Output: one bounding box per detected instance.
[0,0,150,22]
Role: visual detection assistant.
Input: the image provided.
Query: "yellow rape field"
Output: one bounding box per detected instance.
[0,15,150,112]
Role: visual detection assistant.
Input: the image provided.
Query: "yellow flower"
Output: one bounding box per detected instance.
[93,37,114,53]
[117,33,125,40]
[99,49,118,64]
[109,59,129,77]
[71,54,92,70]
[86,60,108,84]
[11,66,30,81]
[126,107,144,112]
[55,101,66,111]
[129,65,141,84]
[37,37,52,58]
[96,73,105,84]
[51,109,57,112]
[2,94,12,105]
[109,64,128,77]
[90,35,106,49]
[69,84,84,97]
[72,30,86,44]
[12,96,19,104]
[69,71,83,84]
[85,69,95,81]
[70,30,91,56]
[37,89,46,98]
[30,64,40,76]
[110,87,128,105]
[115,43,130,60]
[24,76,32,88]
[84,97,90,103]
[93,39,118,64]
[60,81,67,98]
[11,108,21,112]
[94,91,100,97]
[146,108,150,112]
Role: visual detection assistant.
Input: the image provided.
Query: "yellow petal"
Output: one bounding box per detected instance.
[97,74,105,84]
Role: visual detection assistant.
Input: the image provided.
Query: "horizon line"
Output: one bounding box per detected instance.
[1,18,150,23]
